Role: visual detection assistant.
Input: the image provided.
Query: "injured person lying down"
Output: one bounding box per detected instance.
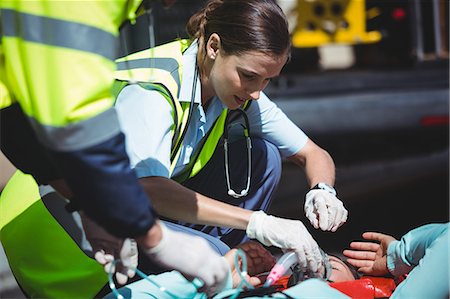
[105,223,449,298]
[104,239,401,299]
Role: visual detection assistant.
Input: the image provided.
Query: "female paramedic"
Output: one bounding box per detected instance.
[110,0,348,276]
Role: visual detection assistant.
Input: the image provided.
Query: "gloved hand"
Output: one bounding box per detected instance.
[246,211,323,273]
[304,189,348,232]
[80,212,138,285]
[143,221,230,295]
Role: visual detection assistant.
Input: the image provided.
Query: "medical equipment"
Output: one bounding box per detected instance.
[290,249,332,284]
[108,259,202,299]
[263,251,298,287]
[224,109,252,198]
[264,249,332,287]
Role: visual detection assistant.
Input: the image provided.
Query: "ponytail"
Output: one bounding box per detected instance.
[186,0,224,41]
[186,0,290,57]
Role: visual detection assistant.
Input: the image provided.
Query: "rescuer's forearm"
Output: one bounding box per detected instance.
[140,176,252,230]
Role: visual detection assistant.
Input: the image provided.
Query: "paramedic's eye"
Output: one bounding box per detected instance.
[241,72,256,80]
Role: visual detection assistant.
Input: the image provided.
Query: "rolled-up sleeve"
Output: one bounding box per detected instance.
[115,84,174,178]
[247,92,308,158]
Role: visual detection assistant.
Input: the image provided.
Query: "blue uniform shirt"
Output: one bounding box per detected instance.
[115,41,308,179]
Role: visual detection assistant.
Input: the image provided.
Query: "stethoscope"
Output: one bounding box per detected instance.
[223,109,252,198]
[172,61,253,199]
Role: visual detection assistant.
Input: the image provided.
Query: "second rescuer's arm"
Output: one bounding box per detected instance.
[58,134,228,291]
[136,220,229,295]
[288,139,348,232]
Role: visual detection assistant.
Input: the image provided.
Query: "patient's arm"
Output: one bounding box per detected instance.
[345,224,449,299]
[343,232,396,276]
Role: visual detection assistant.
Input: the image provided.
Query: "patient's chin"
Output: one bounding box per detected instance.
[329,270,356,282]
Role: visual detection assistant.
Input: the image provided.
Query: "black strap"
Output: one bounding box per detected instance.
[219,286,279,298]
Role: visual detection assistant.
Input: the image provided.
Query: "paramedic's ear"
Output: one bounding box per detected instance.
[206,33,221,59]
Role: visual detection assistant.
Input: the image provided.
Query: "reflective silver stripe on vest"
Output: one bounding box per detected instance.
[116,57,181,89]
[1,8,118,60]
[29,108,122,151]
[39,185,93,254]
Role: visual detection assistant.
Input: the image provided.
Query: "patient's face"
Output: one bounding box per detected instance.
[328,255,356,282]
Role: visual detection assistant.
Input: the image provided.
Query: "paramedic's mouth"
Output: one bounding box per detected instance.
[234,96,246,105]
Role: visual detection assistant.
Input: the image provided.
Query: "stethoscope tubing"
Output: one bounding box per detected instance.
[224,109,252,198]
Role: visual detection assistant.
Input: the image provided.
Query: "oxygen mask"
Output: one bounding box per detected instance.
[264,248,332,288]
[287,249,332,286]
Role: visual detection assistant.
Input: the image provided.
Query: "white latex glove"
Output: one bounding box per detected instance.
[304,189,348,232]
[143,221,229,295]
[95,238,138,284]
[246,211,323,273]
[80,212,137,285]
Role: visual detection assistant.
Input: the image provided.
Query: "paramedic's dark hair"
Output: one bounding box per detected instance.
[186,0,291,57]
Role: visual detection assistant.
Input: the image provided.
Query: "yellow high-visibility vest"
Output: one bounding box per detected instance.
[0,171,106,298]
[114,40,251,182]
[0,1,142,151]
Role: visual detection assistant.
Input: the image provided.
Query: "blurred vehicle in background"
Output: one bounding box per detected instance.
[120,0,448,69]
[283,0,449,70]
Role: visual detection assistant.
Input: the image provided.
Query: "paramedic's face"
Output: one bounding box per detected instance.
[328,256,356,282]
[210,49,287,109]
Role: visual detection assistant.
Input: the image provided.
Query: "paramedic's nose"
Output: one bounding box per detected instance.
[247,79,269,100]
[248,90,260,101]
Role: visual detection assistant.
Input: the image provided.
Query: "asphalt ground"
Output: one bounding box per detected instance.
[269,150,449,253]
